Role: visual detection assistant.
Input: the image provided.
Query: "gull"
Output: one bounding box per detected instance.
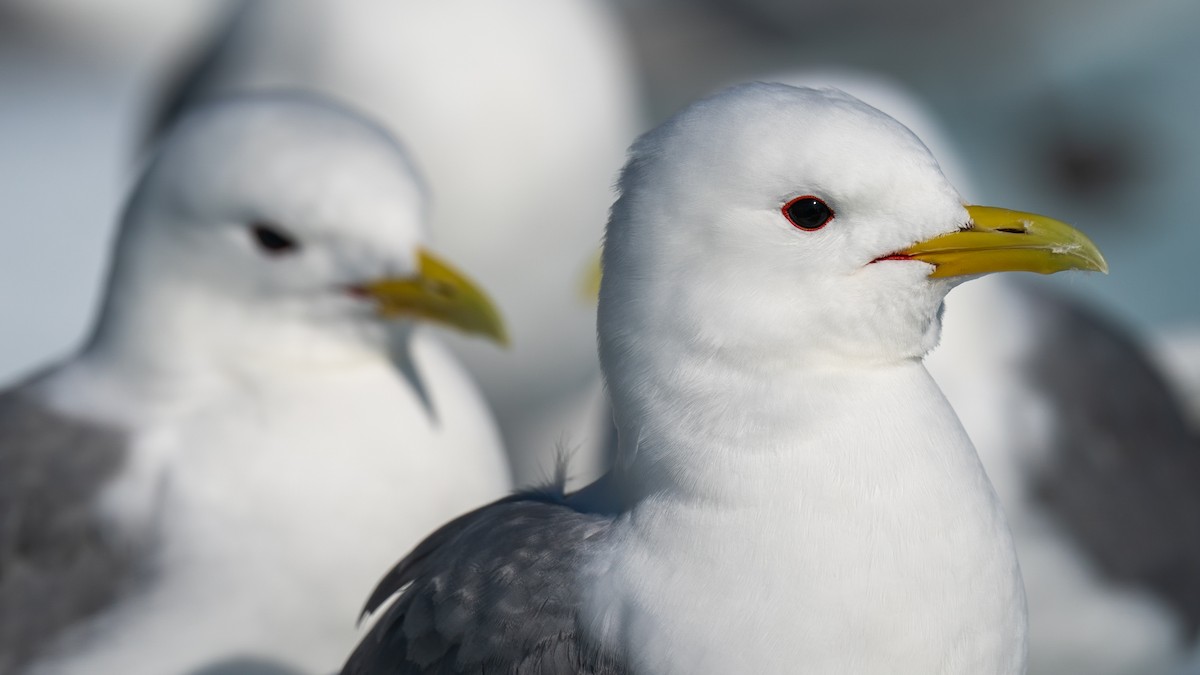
[341,82,1106,674]
[1,93,511,675]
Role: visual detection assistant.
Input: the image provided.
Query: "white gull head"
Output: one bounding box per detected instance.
[89,93,503,382]
[600,83,966,382]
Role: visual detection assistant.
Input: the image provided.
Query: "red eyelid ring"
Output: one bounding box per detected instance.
[782,195,835,231]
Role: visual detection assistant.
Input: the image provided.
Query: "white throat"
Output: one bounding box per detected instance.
[588,354,1029,674]
[82,264,392,390]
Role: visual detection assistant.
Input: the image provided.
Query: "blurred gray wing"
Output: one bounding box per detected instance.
[146,0,249,141]
[187,656,312,675]
[0,383,134,672]
[1022,285,1200,635]
[341,493,628,675]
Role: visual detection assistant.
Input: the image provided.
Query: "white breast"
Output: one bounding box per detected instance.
[583,363,1027,675]
[30,333,509,675]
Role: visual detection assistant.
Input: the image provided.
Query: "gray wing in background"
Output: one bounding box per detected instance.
[0,383,134,672]
[145,0,249,142]
[187,656,313,675]
[342,492,628,675]
[1022,284,1200,636]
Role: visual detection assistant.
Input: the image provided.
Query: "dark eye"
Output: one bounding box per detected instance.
[783,196,834,231]
[250,223,300,255]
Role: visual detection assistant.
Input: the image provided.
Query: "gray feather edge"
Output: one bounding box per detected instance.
[1022,285,1200,637]
[0,383,134,672]
[342,488,629,675]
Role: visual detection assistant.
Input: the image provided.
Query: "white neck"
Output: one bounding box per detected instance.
[609,337,968,499]
[81,258,392,390]
[591,349,1028,674]
[42,259,400,429]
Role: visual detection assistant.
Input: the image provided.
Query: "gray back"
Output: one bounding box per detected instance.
[1022,285,1200,637]
[0,383,134,672]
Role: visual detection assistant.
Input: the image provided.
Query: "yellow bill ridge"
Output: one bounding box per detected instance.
[352,248,508,345]
[891,205,1108,278]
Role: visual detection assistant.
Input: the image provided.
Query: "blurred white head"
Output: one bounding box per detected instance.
[88,94,503,378]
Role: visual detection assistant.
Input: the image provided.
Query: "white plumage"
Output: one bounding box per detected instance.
[587,82,1028,673]
[14,95,510,674]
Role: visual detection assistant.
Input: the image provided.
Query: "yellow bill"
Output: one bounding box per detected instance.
[895,205,1108,278]
[581,250,603,300]
[353,248,508,345]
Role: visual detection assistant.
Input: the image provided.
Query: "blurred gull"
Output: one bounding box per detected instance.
[154,0,644,486]
[341,83,1106,674]
[0,95,511,674]
[934,281,1200,675]
[768,70,1200,675]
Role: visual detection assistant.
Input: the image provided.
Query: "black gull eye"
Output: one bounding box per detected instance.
[783,196,834,231]
[250,223,301,255]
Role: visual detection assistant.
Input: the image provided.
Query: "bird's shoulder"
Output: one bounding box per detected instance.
[1020,284,1200,634]
[342,488,629,675]
[0,379,137,672]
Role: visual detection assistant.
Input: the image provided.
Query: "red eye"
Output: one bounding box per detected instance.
[783,196,834,231]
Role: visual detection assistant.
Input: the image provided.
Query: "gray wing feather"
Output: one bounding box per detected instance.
[342,492,628,675]
[145,0,249,142]
[0,382,133,672]
[1022,285,1200,636]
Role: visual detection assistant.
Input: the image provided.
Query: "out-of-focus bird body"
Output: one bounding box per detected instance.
[2,95,511,675]
[932,279,1200,675]
[18,333,503,674]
